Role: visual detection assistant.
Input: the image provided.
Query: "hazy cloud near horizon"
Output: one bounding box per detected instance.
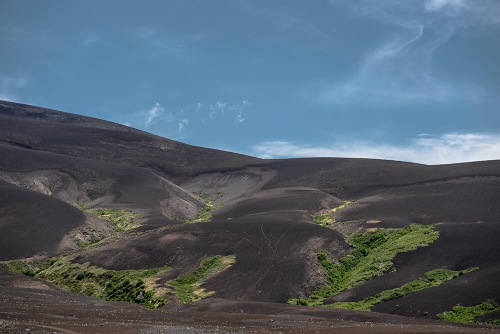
[250,133,500,165]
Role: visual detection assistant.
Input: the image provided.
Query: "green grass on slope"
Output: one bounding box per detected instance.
[437,300,500,324]
[312,200,354,226]
[169,255,236,304]
[288,223,439,306]
[329,267,478,311]
[5,256,169,309]
[86,208,139,232]
[183,195,223,223]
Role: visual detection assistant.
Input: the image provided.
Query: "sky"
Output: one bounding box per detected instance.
[0,0,499,165]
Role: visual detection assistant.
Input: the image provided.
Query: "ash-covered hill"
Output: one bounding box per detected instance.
[1,100,499,333]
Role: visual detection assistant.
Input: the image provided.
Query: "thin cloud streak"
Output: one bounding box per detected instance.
[178,119,189,131]
[228,100,251,123]
[317,0,496,106]
[209,101,226,118]
[250,133,500,165]
[145,103,163,127]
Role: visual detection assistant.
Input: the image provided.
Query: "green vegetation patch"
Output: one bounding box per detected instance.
[312,200,354,226]
[329,267,478,311]
[86,208,139,232]
[6,256,169,309]
[4,260,37,277]
[183,196,223,223]
[4,258,58,277]
[289,223,439,306]
[437,300,500,324]
[77,237,104,250]
[169,255,236,304]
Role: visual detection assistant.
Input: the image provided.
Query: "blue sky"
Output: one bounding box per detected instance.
[1,0,499,164]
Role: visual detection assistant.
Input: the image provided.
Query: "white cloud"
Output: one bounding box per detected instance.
[209,101,227,118]
[234,111,245,123]
[423,0,500,26]
[178,119,189,131]
[229,100,251,123]
[250,133,500,165]
[318,0,497,106]
[196,102,203,111]
[316,23,471,105]
[425,0,464,12]
[329,0,500,29]
[145,103,163,127]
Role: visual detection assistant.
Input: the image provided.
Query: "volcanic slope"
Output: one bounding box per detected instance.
[1,100,500,332]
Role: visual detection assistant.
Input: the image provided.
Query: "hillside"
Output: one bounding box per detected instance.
[0,100,499,333]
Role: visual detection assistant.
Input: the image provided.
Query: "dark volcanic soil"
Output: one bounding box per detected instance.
[1,268,497,334]
[1,100,500,333]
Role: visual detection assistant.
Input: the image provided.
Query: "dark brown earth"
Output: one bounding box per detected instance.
[1,100,499,333]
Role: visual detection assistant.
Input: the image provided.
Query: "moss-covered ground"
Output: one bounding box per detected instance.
[312,200,354,226]
[5,256,169,309]
[86,208,139,232]
[5,254,236,308]
[437,300,500,324]
[70,206,140,249]
[289,223,440,306]
[169,255,236,304]
[329,267,478,311]
[183,194,223,223]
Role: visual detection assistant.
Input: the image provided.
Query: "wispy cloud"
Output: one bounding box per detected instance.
[423,0,500,26]
[329,0,500,29]
[178,119,189,131]
[231,100,251,123]
[209,101,226,118]
[234,111,245,123]
[196,102,203,111]
[250,133,500,165]
[316,0,498,106]
[145,103,163,127]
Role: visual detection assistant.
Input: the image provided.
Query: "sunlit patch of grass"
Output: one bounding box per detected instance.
[86,208,139,232]
[328,267,478,311]
[311,201,354,226]
[4,260,37,277]
[288,223,439,306]
[5,256,169,309]
[437,300,500,324]
[183,194,223,223]
[169,255,236,304]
